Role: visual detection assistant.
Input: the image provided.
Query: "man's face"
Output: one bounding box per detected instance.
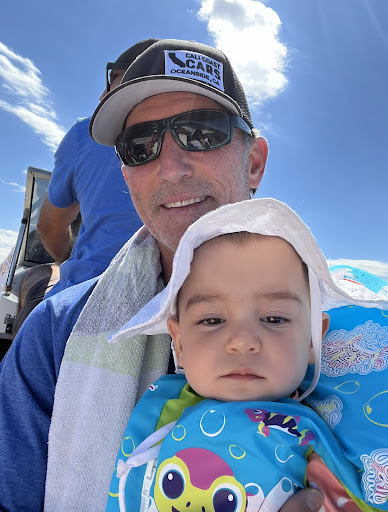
[168,235,324,402]
[122,92,267,273]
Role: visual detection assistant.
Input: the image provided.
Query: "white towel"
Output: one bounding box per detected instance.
[45,226,171,511]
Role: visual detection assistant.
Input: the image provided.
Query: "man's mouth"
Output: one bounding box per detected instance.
[163,197,206,209]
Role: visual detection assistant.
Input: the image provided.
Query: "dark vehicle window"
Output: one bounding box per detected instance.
[24,177,55,265]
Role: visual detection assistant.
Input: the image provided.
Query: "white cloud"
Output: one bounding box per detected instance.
[0,228,17,261]
[198,0,288,106]
[0,99,64,150]
[327,258,388,281]
[1,178,25,193]
[0,41,65,151]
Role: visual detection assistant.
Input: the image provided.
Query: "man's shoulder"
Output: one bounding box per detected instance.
[24,276,99,330]
[70,116,115,157]
[56,117,91,148]
[69,117,92,140]
[46,276,99,312]
[16,277,98,356]
[71,116,92,130]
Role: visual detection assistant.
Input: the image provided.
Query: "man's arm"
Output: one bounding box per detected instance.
[37,194,80,263]
[279,488,323,512]
[0,279,96,512]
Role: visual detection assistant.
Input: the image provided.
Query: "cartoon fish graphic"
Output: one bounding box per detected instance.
[244,408,315,446]
[154,447,247,512]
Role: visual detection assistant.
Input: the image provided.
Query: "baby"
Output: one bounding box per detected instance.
[167,230,329,404]
[106,199,387,512]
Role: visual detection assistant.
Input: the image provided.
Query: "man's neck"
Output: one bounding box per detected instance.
[158,243,174,285]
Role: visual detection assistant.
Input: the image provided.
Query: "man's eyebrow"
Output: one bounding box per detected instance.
[184,294,221,311]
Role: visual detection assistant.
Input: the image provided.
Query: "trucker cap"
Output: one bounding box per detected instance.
[107,38,160,73]
[90,38,253,146]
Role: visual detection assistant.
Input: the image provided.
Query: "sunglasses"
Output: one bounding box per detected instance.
[115,109,252,167]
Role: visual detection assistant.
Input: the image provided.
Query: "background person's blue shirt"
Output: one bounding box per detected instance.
[46,117,142,297]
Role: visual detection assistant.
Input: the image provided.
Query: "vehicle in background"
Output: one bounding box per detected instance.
[0,168,53,350]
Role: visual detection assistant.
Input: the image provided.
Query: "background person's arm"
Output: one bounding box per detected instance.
[37,194,80,263]
[37,119,82,263]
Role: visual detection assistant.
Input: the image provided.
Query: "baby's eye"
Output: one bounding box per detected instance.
[261,316,289,324]
[199,318,224,326]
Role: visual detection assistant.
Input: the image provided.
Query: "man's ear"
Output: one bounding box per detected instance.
[248,137,268,191]
[167,317,184,368]
[122,165,129,187]
[308,313,330,364]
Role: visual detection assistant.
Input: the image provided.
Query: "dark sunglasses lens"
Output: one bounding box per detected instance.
[174,111,231,149]
[118,123,159,165]
[116,110,234,166]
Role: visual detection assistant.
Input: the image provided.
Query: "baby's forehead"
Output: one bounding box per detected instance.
[196,232,299,255]
[190,231,308,282]
[174,231,311,314]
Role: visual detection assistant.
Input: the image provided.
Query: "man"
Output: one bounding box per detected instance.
[36,39,159,298]
[0,39,323,512]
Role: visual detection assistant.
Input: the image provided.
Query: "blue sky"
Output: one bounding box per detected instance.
[0,0,387,278]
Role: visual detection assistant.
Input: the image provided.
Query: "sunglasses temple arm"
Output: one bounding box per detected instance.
[231,116,252,136]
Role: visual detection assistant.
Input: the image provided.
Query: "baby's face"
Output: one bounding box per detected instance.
[168,235,318,402]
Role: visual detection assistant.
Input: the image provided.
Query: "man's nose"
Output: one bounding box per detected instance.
[225,327,261,354]
[157,131,195,182]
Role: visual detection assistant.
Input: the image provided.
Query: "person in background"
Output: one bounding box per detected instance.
[7,41,158,346]
[36,39,159,298]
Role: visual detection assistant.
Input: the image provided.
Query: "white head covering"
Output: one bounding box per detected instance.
[108,198,385,400]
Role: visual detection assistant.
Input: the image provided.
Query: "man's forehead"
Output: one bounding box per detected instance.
[125,91,228,126]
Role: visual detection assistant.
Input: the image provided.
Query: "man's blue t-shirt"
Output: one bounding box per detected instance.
[46,117,142,296]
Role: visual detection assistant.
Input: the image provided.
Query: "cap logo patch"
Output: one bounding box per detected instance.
[164,50,224,91]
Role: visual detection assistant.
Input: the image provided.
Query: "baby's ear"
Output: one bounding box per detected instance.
[308,313,330,364]
[167,317,184,368]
